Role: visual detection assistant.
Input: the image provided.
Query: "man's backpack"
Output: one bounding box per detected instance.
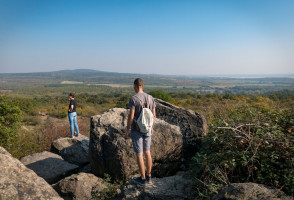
[134,95,154,134]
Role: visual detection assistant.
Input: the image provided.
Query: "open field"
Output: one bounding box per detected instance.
[1,69,294,96]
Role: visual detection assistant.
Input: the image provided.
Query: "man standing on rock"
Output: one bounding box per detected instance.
[125,78,156,184]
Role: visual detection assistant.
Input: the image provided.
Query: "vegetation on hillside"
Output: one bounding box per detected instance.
[0,96,22,151]
[0,85,293,199]
[1,70,294,95]
[190,105,294,198]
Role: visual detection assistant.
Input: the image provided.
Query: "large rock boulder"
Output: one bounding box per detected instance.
[81,164,92,173]
[116,173,193,200]
[21,151,79,184]
[89,108,183,180]
[0,146,62,200]
[53,172,107,200]
[155,98,207,161]
[212,183,293,200]
[51,134,89,166]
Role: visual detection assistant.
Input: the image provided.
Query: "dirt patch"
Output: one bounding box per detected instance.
[61,81,83,84]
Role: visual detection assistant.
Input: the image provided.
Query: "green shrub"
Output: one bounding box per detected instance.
[149,90,173,103]
[190,106,294,199]
[91,173,122,200]
[12,97,38,114]
[0,96,23,148]
[115,95,129,108]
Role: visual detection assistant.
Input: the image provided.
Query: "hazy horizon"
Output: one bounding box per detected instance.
[1,0,294,75]
[1,68,294,79]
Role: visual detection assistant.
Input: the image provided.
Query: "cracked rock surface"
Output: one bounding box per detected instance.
[0,146,62,200]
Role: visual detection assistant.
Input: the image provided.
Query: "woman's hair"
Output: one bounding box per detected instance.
[69,92,75,98]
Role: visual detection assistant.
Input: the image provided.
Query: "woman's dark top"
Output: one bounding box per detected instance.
[68,99,77,113]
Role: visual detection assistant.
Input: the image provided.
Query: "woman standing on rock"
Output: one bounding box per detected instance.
[68,92,80,138]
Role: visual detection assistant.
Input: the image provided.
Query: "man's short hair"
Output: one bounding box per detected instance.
[69,92,75,98]
[134,78,143,87]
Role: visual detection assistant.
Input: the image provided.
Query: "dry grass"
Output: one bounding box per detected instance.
[9,116,90,159]
[40,116,90,151]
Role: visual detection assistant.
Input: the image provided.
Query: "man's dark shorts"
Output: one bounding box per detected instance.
[131,130,151,153]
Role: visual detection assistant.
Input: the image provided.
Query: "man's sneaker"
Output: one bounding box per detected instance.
[133,177,146,185]
[145,174,152,183]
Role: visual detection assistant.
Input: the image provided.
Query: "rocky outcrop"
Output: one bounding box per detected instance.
[53,172,107,200]
[115,173,193,200]
[0,146,62,200]
[89,108,183,180]
[51,134,89,166]
[81,164,92,173]
[155,98,207,161]
[212,183,293,200]
[89,99,207,180]
[21,151,79,184]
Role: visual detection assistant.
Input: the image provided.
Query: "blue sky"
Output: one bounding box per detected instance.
[0,0,293,75]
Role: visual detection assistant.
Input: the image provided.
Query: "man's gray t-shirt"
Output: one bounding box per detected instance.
[128,92,156,134]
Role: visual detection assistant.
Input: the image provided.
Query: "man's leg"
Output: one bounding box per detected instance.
[143,135,152,177]
[136,152,146,179]
[143,150,152,177]
[131,131,146,180]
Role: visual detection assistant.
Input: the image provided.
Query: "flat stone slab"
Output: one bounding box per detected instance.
[118,173,193,199]
[0,146,62,200]
[51,134,89,152]
[21,151,79,184]
[51,134,89,166]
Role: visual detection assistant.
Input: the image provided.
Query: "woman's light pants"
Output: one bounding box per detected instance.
[68,112,79,136]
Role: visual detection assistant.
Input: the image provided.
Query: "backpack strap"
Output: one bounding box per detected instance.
[133,94,151,122]
[134,94,149,109]
[146,95,150,109]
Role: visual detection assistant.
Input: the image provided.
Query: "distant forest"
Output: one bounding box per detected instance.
[0,69,294,95]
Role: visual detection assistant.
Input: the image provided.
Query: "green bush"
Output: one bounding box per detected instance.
[115,95,129,108]
[12,97,38,114]
[91,173,122,200]
[190,106,294,199]
[149,90,173,103]
[0,96,23,149]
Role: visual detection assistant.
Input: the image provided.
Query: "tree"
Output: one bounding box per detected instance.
[0,96,22,147]
[148,90,173,103]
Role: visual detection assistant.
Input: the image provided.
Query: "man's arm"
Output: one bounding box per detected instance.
[152,108,156,134]
[125,109,135,139]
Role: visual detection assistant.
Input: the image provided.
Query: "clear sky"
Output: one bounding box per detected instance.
[0,0,293,75]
